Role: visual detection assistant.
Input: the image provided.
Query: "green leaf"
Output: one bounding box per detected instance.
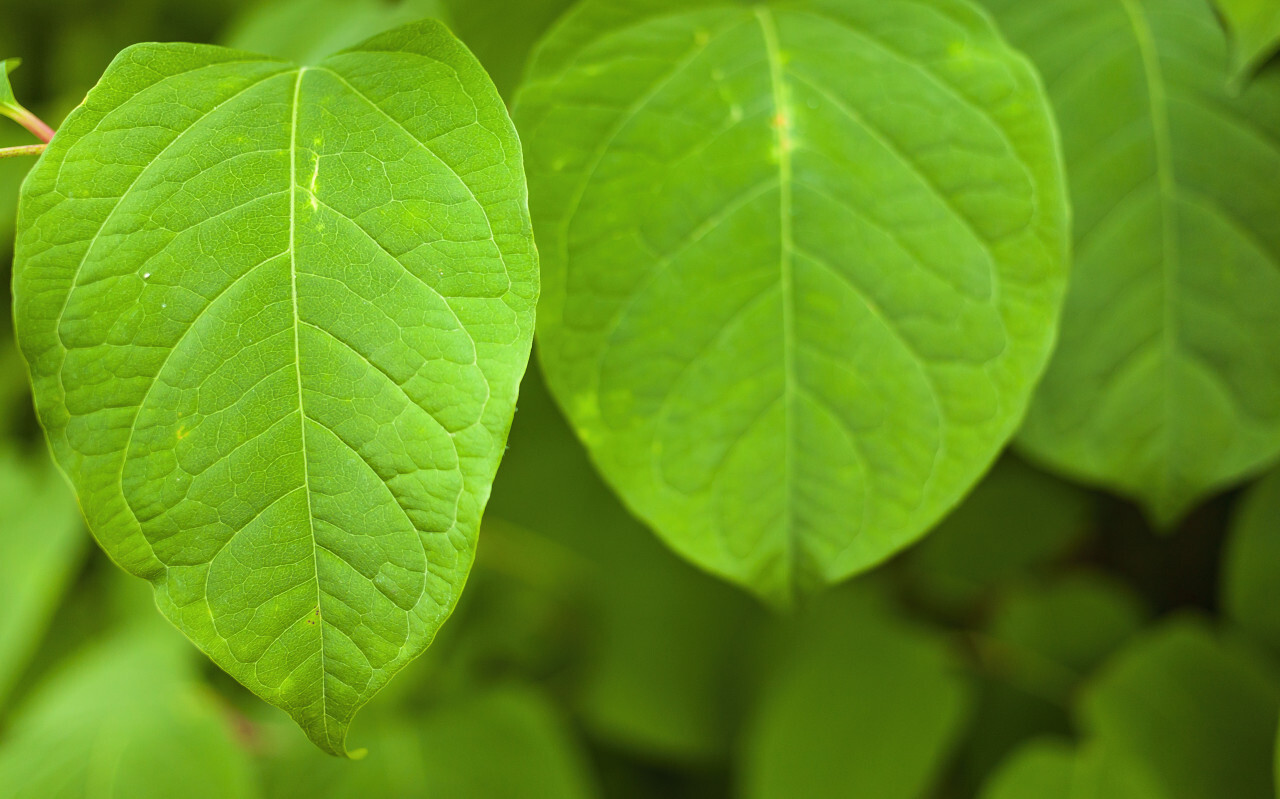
[260,686,599,798]
[0,446,87,709]
[490,365,765,763]
[0,625,259,799]
[1214,0,1280,89]
[981,740,1167,799]
[984,0,1280,524]
[1078,618,1280,799]
[988,574,1146,693]
[0,57,19,109]
[906,457,1094,608]
[224,0,448,66]
[980,740,1075,799]
[515,0,1069,604]
[740,588,972,799]
[1223,469,1280,655]
[12,20,537,755]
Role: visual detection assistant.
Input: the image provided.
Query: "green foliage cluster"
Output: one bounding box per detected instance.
[1,0,1279,796]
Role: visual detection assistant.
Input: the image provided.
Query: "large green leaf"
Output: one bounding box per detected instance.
[443,0,577,99]
[1078,619,1280,799]
[0,446,86,709]
[1214,0,1280,89]
[985,0,1280,524]
[739,588,972,799]
[515,0,1068,603]
[1222,468,1280,655]
[12,21,537,755]
[0,625,258,799]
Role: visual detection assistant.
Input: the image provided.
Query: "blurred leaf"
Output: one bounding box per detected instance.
[1214,0,1280,89]
[14,22,535,756]
[0,625,258,799]
[979,740,1074,799]
[0,446,86,709]
[225,0,447,64]
[1079,618,1280,799]
[986,0,1280,524]
[905,458,1093,608]
[986,574,1147,697]
[517,0,1069,608]
[949,679,1071,799]
[981,740,1166,799]
[740,588,971,799]
[488,365,764,764]
[261,686,598,798]
[443,0,575,99]
[1223,468,1280,655]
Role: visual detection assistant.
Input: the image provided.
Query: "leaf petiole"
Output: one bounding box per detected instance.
[0,143,45,158]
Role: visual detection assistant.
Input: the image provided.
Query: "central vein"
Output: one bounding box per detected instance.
[756,6,798,592]
[288,65,329,740]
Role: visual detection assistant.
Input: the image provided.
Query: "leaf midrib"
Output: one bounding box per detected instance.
[1119,0,1181,504]
[288,64,331,750]
[755,5,799,596]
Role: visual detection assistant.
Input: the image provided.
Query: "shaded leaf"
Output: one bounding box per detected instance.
[1079,618,1280,799]
[260,686,599,798]
[986,0,1280,524]
[739,588,971,799]
[224,0,448,66]
[979,740,1074,799]
[0,446,86,709]
[516,0,1069,604]
[12,21,537,754]
[1214,0,1280,89]
[905,457,1094,608]
[1222,468,1280,655]
[0,625,258,799]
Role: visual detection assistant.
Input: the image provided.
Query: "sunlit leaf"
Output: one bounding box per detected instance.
[12,21,537,754]
[516,0,1068,604]
[985,0,1280,524]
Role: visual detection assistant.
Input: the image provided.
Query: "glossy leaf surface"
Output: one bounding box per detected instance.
[516,0,1068,603]
[12,21,537,754]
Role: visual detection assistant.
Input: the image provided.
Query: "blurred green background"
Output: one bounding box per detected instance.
[1,1,1279,797]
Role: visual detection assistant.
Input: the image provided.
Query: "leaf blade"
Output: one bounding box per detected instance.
[13,20,537,755]
[516,0,1069,602]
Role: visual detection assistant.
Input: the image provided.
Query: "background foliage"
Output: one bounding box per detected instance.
[1,0,1279,797]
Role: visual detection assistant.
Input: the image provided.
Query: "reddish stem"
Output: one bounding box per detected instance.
[14,108,55,143]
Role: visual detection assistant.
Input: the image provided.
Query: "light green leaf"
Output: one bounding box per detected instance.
[0,57,19,109]
[12,21,537,755]
[1079,618,1280,799]
[1214,0,1280,89]
[0,625,259,799]
[1223,469,1280,655]
[0,446,86,709]
[985,0,1280,524]
[225,0,448,66]
[740,588,972,799]
[515,0,1069,604]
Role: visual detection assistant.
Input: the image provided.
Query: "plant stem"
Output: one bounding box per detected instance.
[0,143,45,158]
[13,107,55,142]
